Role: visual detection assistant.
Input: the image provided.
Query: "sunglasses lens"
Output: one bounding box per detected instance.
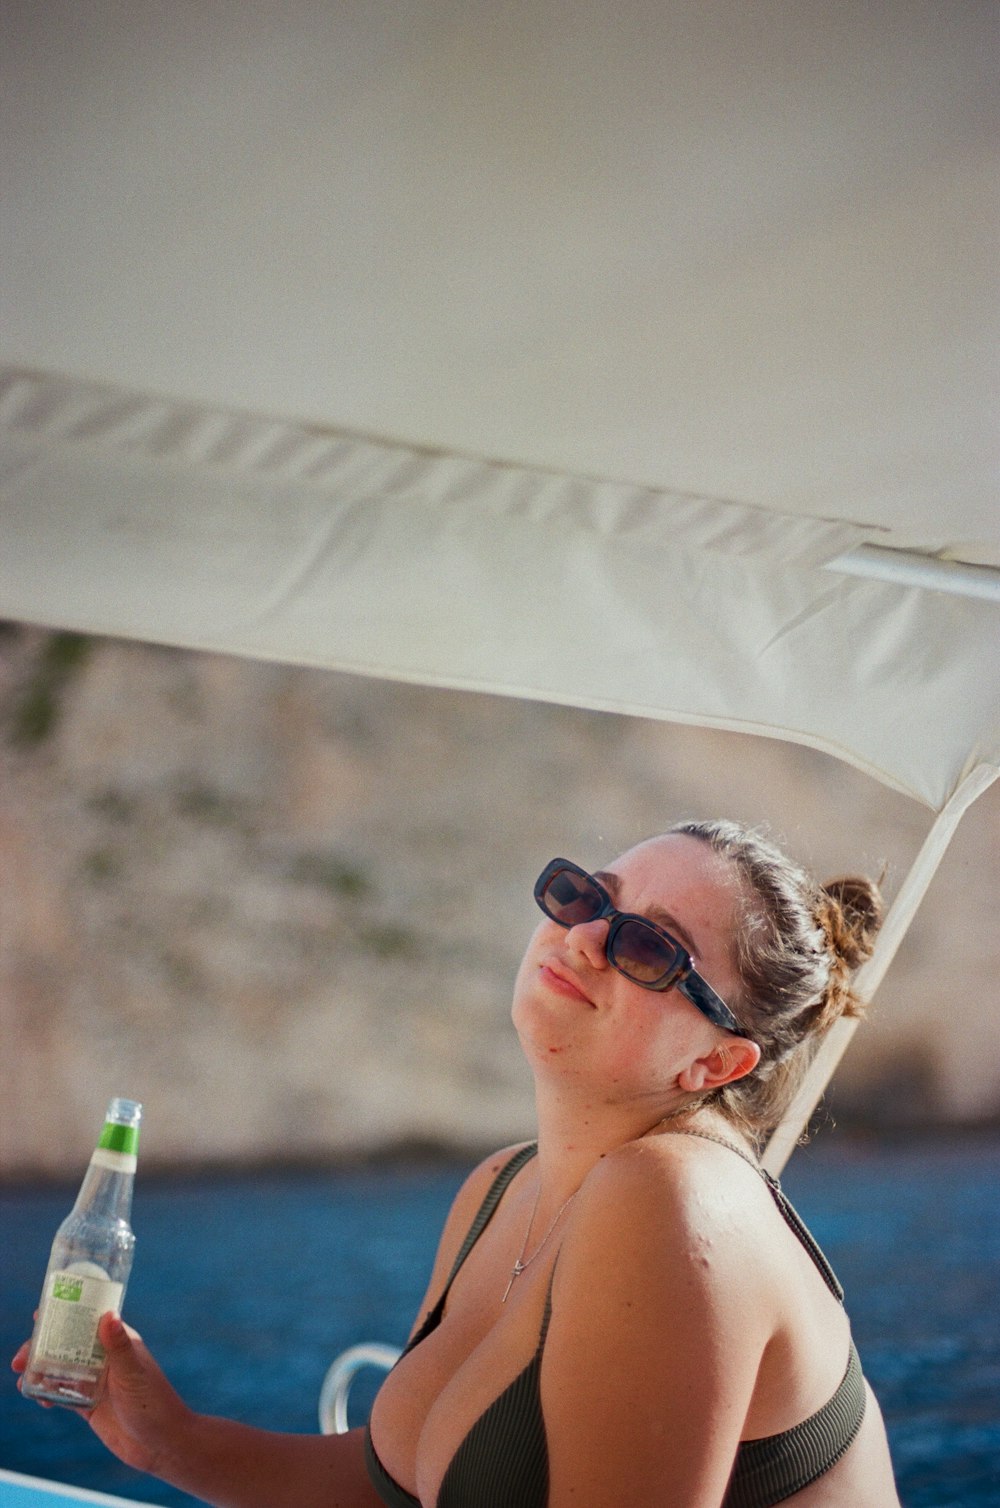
[542,868,603,926]
[609,919,681,986]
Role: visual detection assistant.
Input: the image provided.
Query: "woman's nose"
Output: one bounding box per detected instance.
[564,917,611,970]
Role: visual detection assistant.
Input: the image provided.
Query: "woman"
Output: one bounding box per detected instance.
[15,820,901,1506]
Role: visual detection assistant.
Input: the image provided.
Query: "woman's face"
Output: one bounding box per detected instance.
[511,834,745,1099]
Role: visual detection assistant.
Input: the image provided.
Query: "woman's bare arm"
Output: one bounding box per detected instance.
[13,1146,533,1508]
[14,1313,382,1508]
[150,1413,379,1508]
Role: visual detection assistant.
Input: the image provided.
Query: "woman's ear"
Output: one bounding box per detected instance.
[678,1037,760,1093]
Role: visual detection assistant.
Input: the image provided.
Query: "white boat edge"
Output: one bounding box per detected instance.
[0,1466,149,1506]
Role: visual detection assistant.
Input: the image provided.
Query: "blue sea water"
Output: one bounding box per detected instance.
[2,1132,998,1508]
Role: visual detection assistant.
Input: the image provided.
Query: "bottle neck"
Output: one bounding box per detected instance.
[72,1149,136,1223]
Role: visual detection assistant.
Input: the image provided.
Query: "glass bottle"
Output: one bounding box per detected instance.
[22,1097,141,1408]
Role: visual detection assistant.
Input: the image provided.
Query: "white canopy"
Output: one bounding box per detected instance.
[1,2,997,1159]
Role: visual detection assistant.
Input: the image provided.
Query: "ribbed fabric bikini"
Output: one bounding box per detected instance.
[365,1137,866,1508]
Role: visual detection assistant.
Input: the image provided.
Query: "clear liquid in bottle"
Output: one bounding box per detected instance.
[22,1097,141,1408]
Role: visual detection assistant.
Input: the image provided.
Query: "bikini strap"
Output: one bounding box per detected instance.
[447,1143,557,1361]
[444,1142,539,1290]
[402,1143,539,1357]
[663,1128,845,1302]
[537,1270,556,1351]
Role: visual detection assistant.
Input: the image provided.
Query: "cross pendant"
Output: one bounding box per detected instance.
[501,1260,526,1304]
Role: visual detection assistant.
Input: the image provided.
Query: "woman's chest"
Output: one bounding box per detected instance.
[369,1273,551,1505]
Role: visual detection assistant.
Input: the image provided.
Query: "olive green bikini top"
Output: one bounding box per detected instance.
[364,1139,866,1508]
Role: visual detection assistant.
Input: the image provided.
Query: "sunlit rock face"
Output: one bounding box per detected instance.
[1,628,997,1175]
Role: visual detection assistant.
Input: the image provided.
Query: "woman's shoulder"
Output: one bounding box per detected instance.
[459,1139,537,1201]
[436,1140,536,1247]
[541,1133,776,1503]
[580,1123,757,1203]
[566,1127,773,1295]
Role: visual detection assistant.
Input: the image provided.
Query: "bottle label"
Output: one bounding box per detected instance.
[33,1270,125,1370]
[90,1147,137,1174]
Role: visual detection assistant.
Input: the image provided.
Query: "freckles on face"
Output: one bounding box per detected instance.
[605,835,742,1008]
[512,920,554,1004]
[598,985,697,1084]
[512,836,741,1078]
[510,920,598,1062]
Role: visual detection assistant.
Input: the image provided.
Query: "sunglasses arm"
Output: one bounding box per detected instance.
[677,971,743,1035]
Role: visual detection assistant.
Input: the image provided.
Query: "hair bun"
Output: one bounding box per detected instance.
[819,875,884,972]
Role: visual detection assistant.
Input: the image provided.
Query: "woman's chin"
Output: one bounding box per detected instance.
[512,997,588,1067]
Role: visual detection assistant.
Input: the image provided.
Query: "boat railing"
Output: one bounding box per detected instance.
[318,1342,402,1435]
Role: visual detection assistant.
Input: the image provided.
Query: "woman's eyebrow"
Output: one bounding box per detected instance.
[593,870,701,959]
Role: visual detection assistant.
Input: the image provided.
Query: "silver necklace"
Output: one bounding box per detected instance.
[499,1101,707,1305]
[501,1185,577,1304]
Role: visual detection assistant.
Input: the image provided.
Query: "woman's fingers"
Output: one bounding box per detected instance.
[81,1311,194,1474]
[97,1311,140,1348]
[11,1310,40,1373]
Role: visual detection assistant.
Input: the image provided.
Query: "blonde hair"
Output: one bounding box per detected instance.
[667,819,883,1143]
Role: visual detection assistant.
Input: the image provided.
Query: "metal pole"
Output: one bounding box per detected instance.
[763,762,999,1175]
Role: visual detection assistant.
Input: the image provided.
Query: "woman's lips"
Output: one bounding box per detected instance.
[539,962,594,1004]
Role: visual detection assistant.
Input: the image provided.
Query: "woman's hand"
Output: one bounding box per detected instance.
[13,1312,194,1477]
[14,1315,382,1508]
[86,1312,195,1474]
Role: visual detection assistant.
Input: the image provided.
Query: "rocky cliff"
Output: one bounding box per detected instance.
[2,626,997,1176]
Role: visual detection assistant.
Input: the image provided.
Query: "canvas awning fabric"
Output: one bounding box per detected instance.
[1,364,997,813]
[1,3,998,1159]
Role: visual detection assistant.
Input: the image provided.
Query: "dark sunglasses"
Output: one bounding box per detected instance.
[534,858,743,1035]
